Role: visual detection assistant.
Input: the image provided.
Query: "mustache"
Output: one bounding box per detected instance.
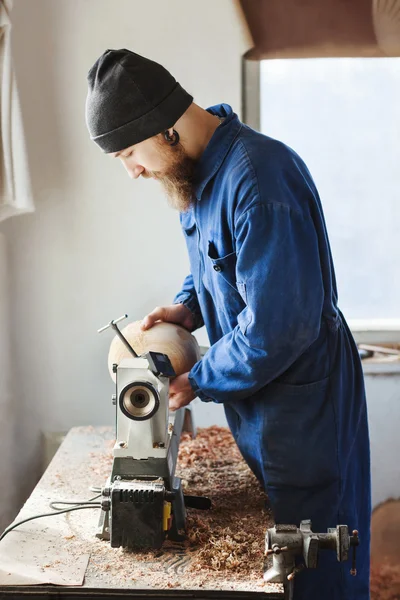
[138,141,197,212]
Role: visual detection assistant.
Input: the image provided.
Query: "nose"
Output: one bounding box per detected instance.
[131,165,145,179]
[120,158,144,179]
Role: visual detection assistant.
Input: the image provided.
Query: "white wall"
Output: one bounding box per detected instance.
[0,234,16,532]
[1,0,249,508]
[364,370,400,508]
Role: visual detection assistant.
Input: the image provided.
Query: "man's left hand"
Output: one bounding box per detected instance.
[169,372,195,411]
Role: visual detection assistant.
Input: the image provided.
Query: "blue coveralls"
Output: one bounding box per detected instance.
[174,104,371,599]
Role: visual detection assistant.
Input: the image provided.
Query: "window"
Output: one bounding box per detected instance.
[249,58,400,319]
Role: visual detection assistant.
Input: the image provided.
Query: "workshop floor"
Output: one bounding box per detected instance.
[371,563,400,599]
[370,499,400,599]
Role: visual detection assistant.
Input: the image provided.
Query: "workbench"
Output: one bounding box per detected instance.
[0,427,283,599]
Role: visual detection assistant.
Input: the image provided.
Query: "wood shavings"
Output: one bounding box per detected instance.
[370,498,400,598]
[175,427,272,578]
[371,563,400,600]
[85,426,273,586]
[11,425,280,592]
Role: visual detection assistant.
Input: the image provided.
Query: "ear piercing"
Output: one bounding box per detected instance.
[164,129,180,146]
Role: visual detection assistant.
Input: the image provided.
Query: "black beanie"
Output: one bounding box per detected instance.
[86,49,193,153]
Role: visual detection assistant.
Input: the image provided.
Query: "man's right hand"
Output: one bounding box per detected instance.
[140,304,195,332]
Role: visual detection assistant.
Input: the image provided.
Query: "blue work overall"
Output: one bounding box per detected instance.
[174,104,371,599]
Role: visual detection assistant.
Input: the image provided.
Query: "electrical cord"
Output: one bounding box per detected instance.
[49,493,101,510]
[0,493,102,542]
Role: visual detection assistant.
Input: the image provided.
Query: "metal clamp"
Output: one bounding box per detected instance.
[264,521,360,600]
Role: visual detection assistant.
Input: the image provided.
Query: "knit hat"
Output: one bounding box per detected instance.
[86,49,193,153]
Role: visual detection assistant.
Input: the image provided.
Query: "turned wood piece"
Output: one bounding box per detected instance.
[107,320,201,381]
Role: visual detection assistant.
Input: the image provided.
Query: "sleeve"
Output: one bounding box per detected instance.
[188,202,325,403]
[173,273,204,331]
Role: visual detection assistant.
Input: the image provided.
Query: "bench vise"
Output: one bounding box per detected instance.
[264,520,359,599]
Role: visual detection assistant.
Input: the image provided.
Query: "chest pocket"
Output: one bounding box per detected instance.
[205,241,247,329]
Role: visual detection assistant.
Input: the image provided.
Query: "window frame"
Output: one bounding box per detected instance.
[241,58,261,131]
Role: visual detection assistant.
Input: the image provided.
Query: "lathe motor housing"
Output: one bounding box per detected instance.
[97,352,189,549]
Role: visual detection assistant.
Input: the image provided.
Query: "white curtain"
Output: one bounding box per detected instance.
[0,0,34,531]
[0,0,34,221]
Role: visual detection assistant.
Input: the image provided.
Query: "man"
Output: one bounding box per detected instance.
[86,49,370,599]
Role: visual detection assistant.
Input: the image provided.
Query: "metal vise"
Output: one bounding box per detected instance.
[264,520,359,599]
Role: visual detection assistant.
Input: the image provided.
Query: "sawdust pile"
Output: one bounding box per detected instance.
[176,426,272,576]
[80,426,280,592]
[371,563,400,600]
[85,425,272,586]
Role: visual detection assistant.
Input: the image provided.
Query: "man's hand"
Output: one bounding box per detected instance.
[141,304,195,331]
[169,372,195,411]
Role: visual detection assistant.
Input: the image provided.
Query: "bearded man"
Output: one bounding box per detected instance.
[86,49,370,600]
